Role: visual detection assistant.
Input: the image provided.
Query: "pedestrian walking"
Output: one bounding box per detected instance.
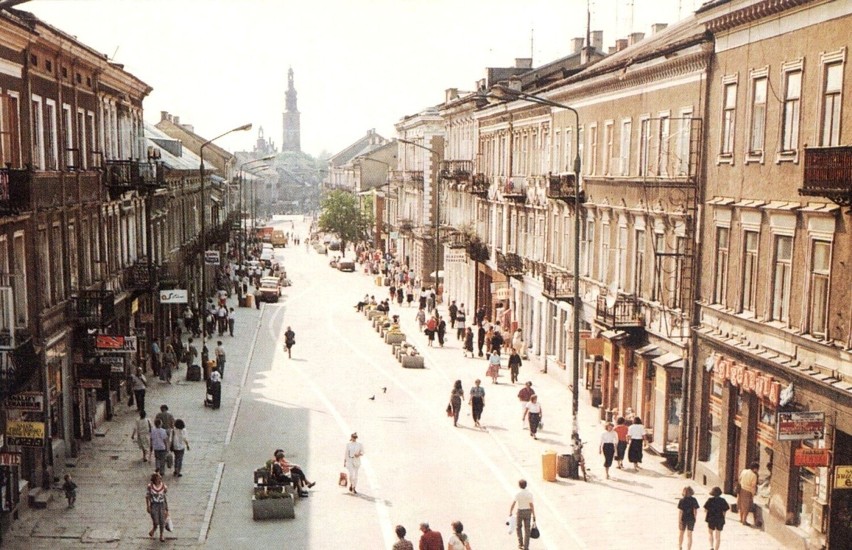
[463,328,474,358]
[344,432,364,494]
[426,290,435,313]
[508,348,522,384]
[145,472,169,542]
[171,419,190,477]
[284,326,296,358]
[130,367,147,412]
[396,287,404,307]
[217,304,227,336]
[627,416,645,470]
[491,328,504,353]
[704,486,729,550]
[456,308,466,340]
[436,316,446,347]
[161,345,176,384]
[469,379,485,428]
[737,462,760,526]
[486,350,501,384]
[448,300,458,329]
[599,422,617,479]
[150,418,169,474]
[62,474,77,508]
[215,340,226,377]
[406,284,414,307]
[447,380,463,427]
[419,287,428,310]
[447,520,472,550]
[476,323,486,357]
[155,405,176,436]
[512,327,527,359]
[228,307,236,337]
[509,479,536,550]
[392,525,414,550]
[613,417,629,469]
[418,522,444,550]
[415,308,426,332]
[150,338,161,377]
[484,325,494,356]
[678,485,700,550]
[523,394,543,439]
[425,316,437,347]
[131,410,152,462]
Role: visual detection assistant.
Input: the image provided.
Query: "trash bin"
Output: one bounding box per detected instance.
[375,276,382,286]
[245,294,254,309]
[541,450,557,482]
[557,454,572,478]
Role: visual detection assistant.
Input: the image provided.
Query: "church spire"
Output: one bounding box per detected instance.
[282,67,301,152]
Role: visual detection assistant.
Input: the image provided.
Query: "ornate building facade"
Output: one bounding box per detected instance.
[282,68,301,152]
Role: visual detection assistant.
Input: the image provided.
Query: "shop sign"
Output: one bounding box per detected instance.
[777,411,825,441]
[834,466,852,489]
[159,289,188,304]
[78,378,104,389]
[794,447,831,467]
[579,330,593,340]
[139,312,154,323]
[0,452,21,466]
[5,392,44,413]
[714,355,780,406]
[204,250,220,265]
[445,250,467,264]
[5,420,45,447]
[95,336,137,353]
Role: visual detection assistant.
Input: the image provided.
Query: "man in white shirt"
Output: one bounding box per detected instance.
[509,479,536,550]
[215,341,226,376]
[344,432,364,494]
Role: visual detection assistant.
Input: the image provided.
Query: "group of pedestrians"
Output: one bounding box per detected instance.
[391,521,472,550]
[677,484,731,550]
[598,416,647,478]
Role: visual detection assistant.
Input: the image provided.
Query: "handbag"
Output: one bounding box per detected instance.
[446,404,453,417]
[165,514,174,532]
[128,393,134,407]
[165,452,174,469]
[530,520,540,539]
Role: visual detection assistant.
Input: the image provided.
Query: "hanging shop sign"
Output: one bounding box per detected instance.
[777,411,825,441]
[5,420,45,447]
[98,355,126,374]
[834,466,852,489]
[794,448,831,467]
[159,289,188,304]
[95,336,138,353]
[0,452,21,466]
[4,392,44,413]
[713,355,781,406]
[77,378,104,389]
[204,250,220,265]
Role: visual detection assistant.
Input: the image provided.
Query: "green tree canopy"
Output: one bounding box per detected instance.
[318,190,373,253]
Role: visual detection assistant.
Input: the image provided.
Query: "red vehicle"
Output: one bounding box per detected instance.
[256,226,274,242]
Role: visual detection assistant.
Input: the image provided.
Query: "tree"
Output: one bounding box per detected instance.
[318,190,372,253]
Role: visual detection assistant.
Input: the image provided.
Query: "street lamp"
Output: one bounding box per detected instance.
[358,156,393,253]
[398,138,442,286]
[199,122,252,346]
[481,83,584,453]
[239,155,276,265]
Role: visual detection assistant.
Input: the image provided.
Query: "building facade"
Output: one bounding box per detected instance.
[282,67,301,152]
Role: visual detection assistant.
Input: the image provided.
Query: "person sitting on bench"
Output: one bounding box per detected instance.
[272,450,315,497]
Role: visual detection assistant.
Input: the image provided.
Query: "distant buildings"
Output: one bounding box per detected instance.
[282,68,301,152]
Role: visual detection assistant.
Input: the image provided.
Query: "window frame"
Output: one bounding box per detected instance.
[619,118,631,176]
[740,229,760,314]
[714,226,730,306]
[638,116,651,176]
[718,75,738,163]
[807,239,831,339]
[603,120,613,176]
[778,59,804,162]
[746,68,769,162]
[657,112,670,176]
[770,233,793,323]
[819,52,845,147]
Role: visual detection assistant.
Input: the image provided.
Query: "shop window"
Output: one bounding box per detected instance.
[707,408,721,467]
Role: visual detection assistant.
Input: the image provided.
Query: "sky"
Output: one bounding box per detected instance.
[25,0,706,158]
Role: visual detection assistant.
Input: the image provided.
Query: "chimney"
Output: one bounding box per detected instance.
[651,23,668,35]
[173,116,180,125]
[616,38,629,52]
[182,124,194,133]
[590,30,603,51]
[445,88,459,102]
[515,58,533,69]
[608,46,618,55]
[160,111,169,122]
[571,37,585,54]
[628,32,645,46]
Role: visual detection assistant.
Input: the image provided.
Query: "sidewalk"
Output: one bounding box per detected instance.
[363,271,788,549]
[4,293,263,549]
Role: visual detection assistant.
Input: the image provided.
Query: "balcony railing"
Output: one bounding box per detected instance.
[547,173,580,200]
[800,146,852,206]
[542,270,574,301]
[0,330,37,400]
[501,177,526,201]
[104,160,165,194]
[466,174,490,195]
[496,251,524,278]
[596,294,643,329]
[125,258,157,290]
[72,289,116,328]
[389,170,424,184]
[440,160,473,181]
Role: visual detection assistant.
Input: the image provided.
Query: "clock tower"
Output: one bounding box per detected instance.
[282,67,301,152]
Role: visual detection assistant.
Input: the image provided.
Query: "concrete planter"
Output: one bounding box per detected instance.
[252,494,295,520]
[402,355,424,369]
[386,333,405,345]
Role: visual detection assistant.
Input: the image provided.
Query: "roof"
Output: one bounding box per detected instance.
[328,130,389,167]
[144,122,213,171]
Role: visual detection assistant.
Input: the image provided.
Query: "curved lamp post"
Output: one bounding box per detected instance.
[398,138,442,285]
[481,84,584,453]
[199,122,252,347]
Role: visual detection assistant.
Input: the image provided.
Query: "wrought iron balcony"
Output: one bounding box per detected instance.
[390,170,424,184]
[440,160,473,182]
[496,250,524,278]
[398,218,414,235]
[467,174,490,195]
[104,160,165,197]
[800,146,852,206]
[466,237,489,262]
[547,173,582,201]
[596,294,644,329]
[72,289,116,328]
[125,258,157,290]
[542,270,574,301]
[501,178,526,201]
[0,329,37,400]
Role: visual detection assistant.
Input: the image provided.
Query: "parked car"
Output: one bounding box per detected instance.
[258,276,281,302]
[337,259,355,272]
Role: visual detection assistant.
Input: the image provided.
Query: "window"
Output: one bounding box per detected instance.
[677,112,693,176]
[62,104,73,169]
[68,222,78,291]
[781,70,802,152]
[749,77,767,154]
[616,225,628,289]
[582,218,594,277]
[37,227,49,303]
[87,111,96,167]
[44,99,58,170]
[638,118,651,176]
[0,93,20,168]
[634,229,645,297]
[770,235,792,322]
[50,224,64,302]
[619,119,631,176]
[12,232,27,325]
[588,124,598,175]
[721,82,737,155]
[821,62,843,146]
[600,222,610,283]
[741,231,759,313]
[603,122,613,175]
[808,241,831,337]
[714,227,729,305]
[657,115,670,176]
[31,95,43,169]
[652,232,665,302]
[577,127,584,175]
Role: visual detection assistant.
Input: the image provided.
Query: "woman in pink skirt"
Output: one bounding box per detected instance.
[486,350,501,383]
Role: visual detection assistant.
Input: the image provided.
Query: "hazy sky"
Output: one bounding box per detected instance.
[25,0,704,157]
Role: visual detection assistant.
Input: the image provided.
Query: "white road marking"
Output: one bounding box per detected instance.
[198,461,225,543]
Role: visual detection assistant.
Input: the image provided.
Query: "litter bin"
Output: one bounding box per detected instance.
[375,276,382,286]
[558,454,576,479]
[541,450,557,482]
[245,294,254,309]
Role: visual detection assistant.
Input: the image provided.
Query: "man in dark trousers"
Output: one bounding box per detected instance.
[448,300,458,329]
[284,326,295,359]
[418,522,444,550]
[491,328,504,353]
[477,324,486,357]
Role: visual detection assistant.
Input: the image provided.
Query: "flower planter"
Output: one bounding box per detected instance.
[402,355,424,369]
[252,494,295,520]
[386,333,405,345]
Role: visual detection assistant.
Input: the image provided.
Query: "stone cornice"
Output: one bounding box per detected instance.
[705,0,815,34]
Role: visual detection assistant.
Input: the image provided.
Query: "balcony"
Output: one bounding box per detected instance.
[542,270,574,301]
[466,174,489,195]
[125,258,157,290]
[72,289,116,328]
[496,250,524,278]
[104,160,165,198]
[596,294,644,329]
[0,329,37,400]
[501,177,526,201]
[547,173,583,202]
[800,146,852,206]
[440,160,473,182]
[389,170,424,185]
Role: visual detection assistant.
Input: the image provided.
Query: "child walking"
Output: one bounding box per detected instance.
[63,474,77,508]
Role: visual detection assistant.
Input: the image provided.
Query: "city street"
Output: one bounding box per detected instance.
[4,217,786,549]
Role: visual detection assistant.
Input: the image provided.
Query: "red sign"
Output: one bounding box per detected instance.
[794,448,831,467]
[714,355,780,406]
[0,452,21,466]
[78,378,104,389]
[94,336,137,352]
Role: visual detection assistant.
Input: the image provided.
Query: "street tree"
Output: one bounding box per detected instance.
[318,190,372,253]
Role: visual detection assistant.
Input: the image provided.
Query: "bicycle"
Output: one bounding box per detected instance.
[572,433,588,482]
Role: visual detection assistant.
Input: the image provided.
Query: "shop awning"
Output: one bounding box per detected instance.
[600,330,627,340]
[635,344,665,358]
[652,352,683,368]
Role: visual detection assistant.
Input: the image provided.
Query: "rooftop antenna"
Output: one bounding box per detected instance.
[586,0,591,50]
[530,27,534,64]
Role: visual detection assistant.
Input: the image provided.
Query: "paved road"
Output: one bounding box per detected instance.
[4,215,789,549]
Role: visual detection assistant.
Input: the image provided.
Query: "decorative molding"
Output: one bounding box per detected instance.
[705,0,815,34]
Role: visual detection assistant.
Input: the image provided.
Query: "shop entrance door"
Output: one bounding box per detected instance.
[726,425,741,493]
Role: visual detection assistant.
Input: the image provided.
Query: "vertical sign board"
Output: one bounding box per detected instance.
[777,411,825,441]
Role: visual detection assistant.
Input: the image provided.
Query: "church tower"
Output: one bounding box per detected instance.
[282,67,301,152]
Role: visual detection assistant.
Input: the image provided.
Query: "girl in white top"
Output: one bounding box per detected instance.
[522,395,543,440]
[627,417,645,470]
[599,422,618,479]
[447,520,471,550]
